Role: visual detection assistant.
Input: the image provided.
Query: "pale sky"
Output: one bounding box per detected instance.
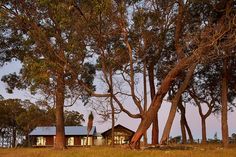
[1,61,236,143]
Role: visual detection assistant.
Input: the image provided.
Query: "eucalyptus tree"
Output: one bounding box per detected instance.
[130,0,236,148]
[16,102,55,146]
[0,98,26,147]
[0,0,96,149]
[187,63,221,144]
[131,0,177,144]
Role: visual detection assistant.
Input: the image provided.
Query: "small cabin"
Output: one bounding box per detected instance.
[101,124,135,145]
[29,126,96,147]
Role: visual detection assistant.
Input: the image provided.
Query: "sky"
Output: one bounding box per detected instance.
[1,61,236,144]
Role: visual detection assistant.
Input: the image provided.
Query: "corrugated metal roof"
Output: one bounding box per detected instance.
[29,126,96,136]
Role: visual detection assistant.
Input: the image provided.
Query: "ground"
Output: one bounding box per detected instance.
[0,145,236,157]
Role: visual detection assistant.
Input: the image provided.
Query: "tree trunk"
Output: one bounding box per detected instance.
[183,116,194,144]
[148,62,159,145]
[178,100,194,144]
[160,64,196,144]
[54,71,66,149]
[12,127,16,148]
[130,58,198,149]
[143,60,148,146]
[180,113,187,144]
[111,106,115,147]
[109,69,115,147]
[178,98,186,144]
[221,59,229,147]
[201,117,207,144]
[161,101,179,144]
[152,112,159,145]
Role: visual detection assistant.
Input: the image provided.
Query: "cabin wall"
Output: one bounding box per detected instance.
[45,136,53,145]
[31,135,96,147]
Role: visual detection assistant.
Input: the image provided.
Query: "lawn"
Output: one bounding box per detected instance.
[0,145,236,157]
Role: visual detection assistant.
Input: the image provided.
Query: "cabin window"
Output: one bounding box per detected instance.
[113,131,129,144]
[81,137,92,146]
[67,137,74,146]
[36,136,46,146]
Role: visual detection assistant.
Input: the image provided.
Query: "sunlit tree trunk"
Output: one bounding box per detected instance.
[160,64,196,144]
[54,70,66,149]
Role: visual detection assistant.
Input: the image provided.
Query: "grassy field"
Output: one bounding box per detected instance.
[0,145,236,157]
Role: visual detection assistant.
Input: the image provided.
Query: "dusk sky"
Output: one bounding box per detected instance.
[1,61,236,143]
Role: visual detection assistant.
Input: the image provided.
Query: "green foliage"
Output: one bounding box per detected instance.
[64,110,85,126]
[0,0,96,104]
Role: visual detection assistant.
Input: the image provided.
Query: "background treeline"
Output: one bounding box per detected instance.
[0,97,84,147]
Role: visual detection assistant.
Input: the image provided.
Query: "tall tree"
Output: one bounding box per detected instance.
[0,1,96,149]
[221,58,229,147]
[130,0,236,148]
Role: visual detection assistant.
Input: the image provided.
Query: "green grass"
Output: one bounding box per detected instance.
[0,145,236,157]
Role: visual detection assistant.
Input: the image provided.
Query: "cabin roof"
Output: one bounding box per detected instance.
[29,126,96,136]
[101,124,135,137]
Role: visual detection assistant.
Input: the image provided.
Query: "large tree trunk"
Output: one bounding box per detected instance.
[201,117,207,144]
[148,62,159,145]
[160,64,196,144]
[129,56,198,149]
[152,112,159,145]
[221,59,229,147]
[54,71,66,149]
[161,101,179,144]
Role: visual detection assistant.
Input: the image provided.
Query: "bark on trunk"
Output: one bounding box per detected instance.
[201,117,207,144]
[54,71,66,149]
[148,62,159,145]
[178,100,194,144]
[221,59,229,147]
[178,97,187,144]
[152,112,159,144]
[180,109,187,144]
[110,69,115,147]
[161,101,179,144]
[184,116,194,144]
[111,108,115,147]
[180,117,187,144]
[143,61,148,146]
